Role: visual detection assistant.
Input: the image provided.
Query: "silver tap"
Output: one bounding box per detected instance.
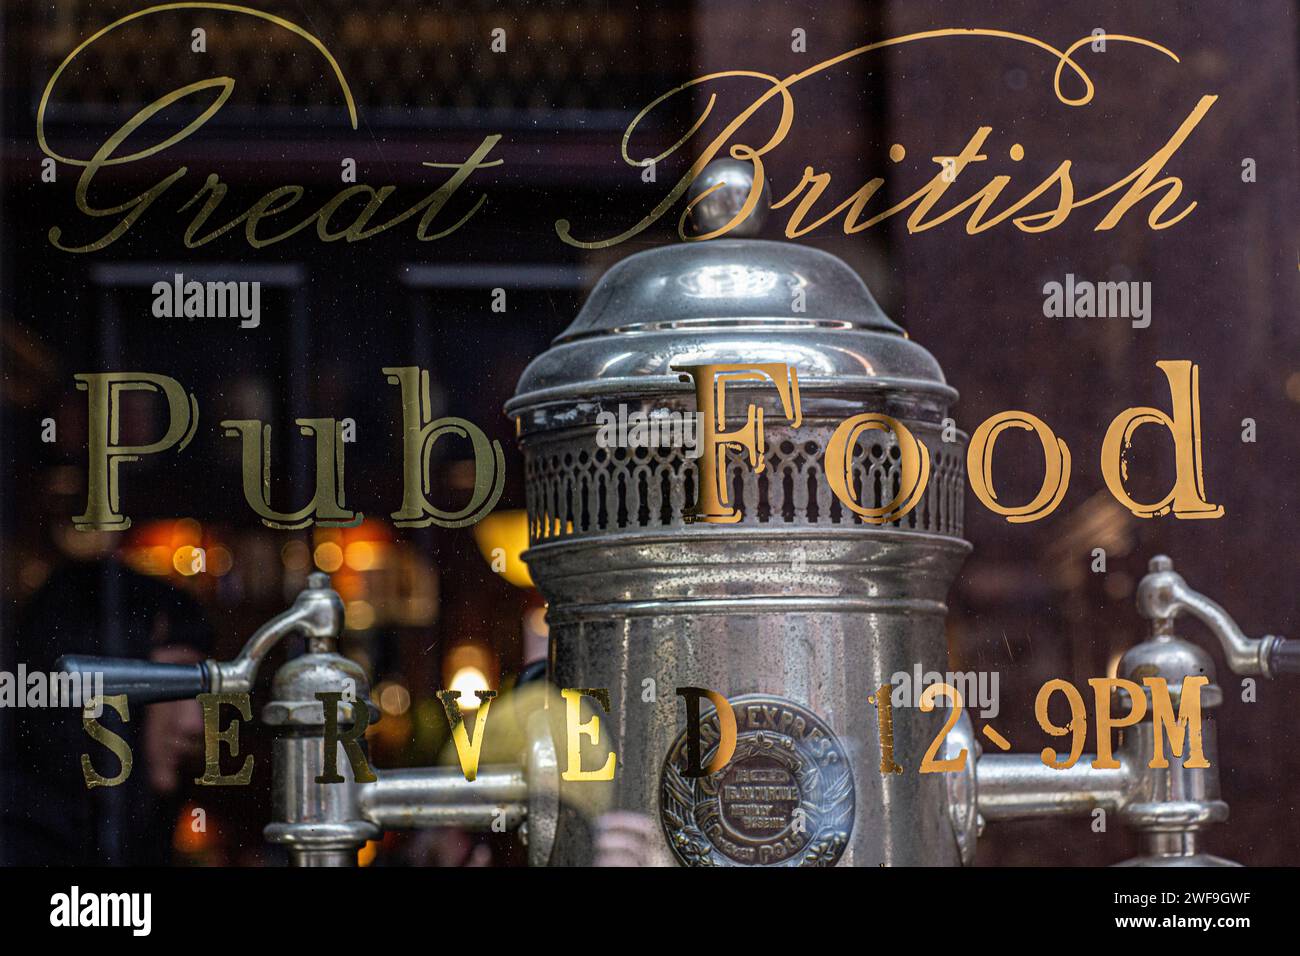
[1136,555,1282,677]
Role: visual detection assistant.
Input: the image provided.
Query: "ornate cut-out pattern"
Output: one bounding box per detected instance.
[523,427,965,543]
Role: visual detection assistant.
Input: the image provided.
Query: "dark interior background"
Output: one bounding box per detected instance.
[1,0,1297,865]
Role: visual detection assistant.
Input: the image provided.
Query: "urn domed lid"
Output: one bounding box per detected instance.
[508,161,953,413]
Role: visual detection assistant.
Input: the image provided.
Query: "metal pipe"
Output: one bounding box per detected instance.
[1144,831,1200,858]
[358,765,527,831]
[289,849,358,868]
[977,754,1133,821]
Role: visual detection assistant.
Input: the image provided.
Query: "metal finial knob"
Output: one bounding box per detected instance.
[307,571,331,589]
[687,159,770,237]
[1148,555,1173,573]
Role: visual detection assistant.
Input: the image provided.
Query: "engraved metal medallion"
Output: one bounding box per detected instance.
[660,694,854,867]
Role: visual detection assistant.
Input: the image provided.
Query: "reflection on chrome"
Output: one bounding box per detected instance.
[676,264,788,299]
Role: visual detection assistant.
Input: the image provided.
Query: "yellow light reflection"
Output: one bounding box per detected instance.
[344,540,377,571]
[172,545,205,576]
[471,510,534,588]
[345,600,375,631]
[376,681,411,716]
[449,666,490,711]
[314,541,344,572]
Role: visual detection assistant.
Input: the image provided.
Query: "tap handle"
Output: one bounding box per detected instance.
[1137,555,1273,676]
[55,655,210,705]
[1267,638,1300,677]
[53,575,340,706]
